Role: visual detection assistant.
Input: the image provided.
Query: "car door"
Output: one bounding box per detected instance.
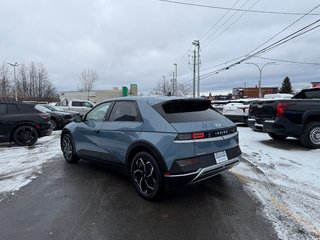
[98,100,143,165]
[73,101,113,160]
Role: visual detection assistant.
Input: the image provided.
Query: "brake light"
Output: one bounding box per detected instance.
[40,113,50,121]
[276,102,288,118]
[192,132,204,139]
[177,132,205,140]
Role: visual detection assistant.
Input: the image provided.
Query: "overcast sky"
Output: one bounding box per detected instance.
[1,0,320,95]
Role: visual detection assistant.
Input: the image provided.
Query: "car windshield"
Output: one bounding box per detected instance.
[42,105,57,111]
[35,105,50,113]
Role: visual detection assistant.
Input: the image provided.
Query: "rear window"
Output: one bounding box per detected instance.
[155,99,223,123]
[292,88,320,99]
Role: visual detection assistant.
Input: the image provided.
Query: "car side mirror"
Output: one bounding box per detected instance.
[74,115,82,123]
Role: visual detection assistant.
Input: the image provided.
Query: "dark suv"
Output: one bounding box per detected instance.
[0,102,52,146]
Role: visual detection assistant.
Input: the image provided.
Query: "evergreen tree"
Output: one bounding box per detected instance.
[279,76,293,94]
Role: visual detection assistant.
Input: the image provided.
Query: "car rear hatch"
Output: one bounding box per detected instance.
[154,98,240,156]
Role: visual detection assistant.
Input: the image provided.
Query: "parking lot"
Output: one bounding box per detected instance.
[0,127,319,239]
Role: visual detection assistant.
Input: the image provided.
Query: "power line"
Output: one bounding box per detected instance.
[200,0,241,43]
[195,5,320,79]
[159,0,320,16]
[254,56,320,65]
[182,19,320,85]
[247,4,320,56]
[202,0,260,50]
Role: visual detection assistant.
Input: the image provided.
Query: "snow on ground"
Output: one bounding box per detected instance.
[0,130,61,200]
[0,127,319,239]
[232,126,320,240]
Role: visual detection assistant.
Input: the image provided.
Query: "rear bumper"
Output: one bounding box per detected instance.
[165,156,241,189]
[247,118,264,131]
[263,118,303,138]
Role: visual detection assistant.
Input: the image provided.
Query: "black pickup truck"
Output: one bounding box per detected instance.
[248,87,320,149]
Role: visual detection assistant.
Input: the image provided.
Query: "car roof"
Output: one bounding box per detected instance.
[99,96,207,106]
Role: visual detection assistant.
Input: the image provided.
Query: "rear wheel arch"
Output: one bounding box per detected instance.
[126,141,168,175]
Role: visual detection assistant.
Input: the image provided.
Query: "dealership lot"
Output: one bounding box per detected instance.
[0,127,319,239]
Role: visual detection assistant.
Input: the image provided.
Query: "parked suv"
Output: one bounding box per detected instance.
[0,102,52,146]
[61,97,241,200]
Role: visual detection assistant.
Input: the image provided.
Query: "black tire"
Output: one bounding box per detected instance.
[50,119,58,131]
[300,121,320,149]
[13,125,39,146]
[268,132,288,140]
[130,152,164,200]
[61,133,79,163]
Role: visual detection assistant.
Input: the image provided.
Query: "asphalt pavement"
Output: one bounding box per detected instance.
[0,156,277,240]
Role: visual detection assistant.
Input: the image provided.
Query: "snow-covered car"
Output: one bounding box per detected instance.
[222,99,257,124]
[211,100,230,114]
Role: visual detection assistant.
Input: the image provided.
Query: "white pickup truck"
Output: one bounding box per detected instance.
[59,99,95,117]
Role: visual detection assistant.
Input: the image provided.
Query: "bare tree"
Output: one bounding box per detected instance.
[15,62,59,102]
[151,79,191,96]
[79,69,97,99]
[0,62,12,101]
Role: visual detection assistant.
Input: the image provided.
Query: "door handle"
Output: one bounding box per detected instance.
[94,130,100,134]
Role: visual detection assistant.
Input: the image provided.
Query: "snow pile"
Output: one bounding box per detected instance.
[232,127,320,240]
[0,131,62,200]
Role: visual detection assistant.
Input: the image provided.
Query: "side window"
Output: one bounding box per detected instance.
[8,104,20,114]
[72,101,82,107]
[86,102,112,122]
[109,101,140,122]
[0,104,7,115]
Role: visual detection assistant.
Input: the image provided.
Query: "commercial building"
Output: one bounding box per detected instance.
[60,84,138,103]
[233,87,278,98]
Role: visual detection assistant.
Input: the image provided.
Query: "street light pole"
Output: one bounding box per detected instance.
[192,40,200,97]
[246,62,275,98]
[8,62,19,101]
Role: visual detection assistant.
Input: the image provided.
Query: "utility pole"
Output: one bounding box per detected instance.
[8,62,19,102]
[192,49,196,98]
[192,40,200,97]
[173,63,177,96]
[163,76,166,95]
[172,71,175,96]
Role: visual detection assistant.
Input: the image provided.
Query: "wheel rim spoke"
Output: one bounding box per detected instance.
[63,137,72,159]
[310,127,320,144]
[133,157,157,195]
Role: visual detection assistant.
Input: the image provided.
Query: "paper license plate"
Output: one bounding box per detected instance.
[214,151,228,163]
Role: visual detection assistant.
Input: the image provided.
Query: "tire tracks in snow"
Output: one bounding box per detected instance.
[232,153,320,239]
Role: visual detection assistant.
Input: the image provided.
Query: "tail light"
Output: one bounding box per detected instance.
[40,113,50,121]
[276,102,288,118]
[177,132,205,140]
